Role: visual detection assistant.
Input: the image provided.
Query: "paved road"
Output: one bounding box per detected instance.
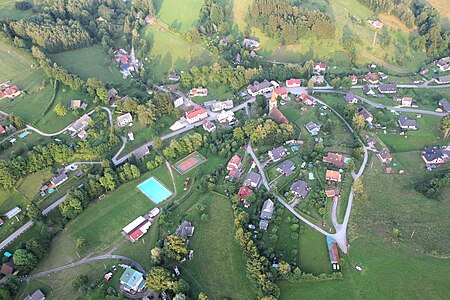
[42,195,67,216]
[102,106,113,127]
[0,221,33,251]
[25,254,146,280]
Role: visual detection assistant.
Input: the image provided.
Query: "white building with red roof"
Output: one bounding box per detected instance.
[0,85,21,99]
[185,105,208,124]
[122,216,152,242]
[227,154,242,171]
[273,87,288,99]
[286,78,301,88]
[314,62,327,73]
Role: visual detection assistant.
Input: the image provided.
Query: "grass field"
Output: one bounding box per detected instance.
[48,45,122,83]
[16,168,53,200]
[427,0,450,21]
[154,0,203,32]
[142,25,212,80]
[0,0,35,19]
[298,227,332,275]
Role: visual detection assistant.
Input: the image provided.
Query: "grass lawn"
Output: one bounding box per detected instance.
[154,0,203,33]
[16,168,53,200]
[142,25,212,80]
[298,226,332,275]
[180,191,256,300]
[0,43,47,92]
[190,84,234,104]
[0,0,35,19]
[0,132,56,160]
[48,45,122,83]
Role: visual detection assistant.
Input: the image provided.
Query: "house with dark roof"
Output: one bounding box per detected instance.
[1,260,15,276]
[421,146,449,165]
[344,92,359,104]
[259,219,269,231]
[24,289,46,300]
[68,114,92,138]
[244,172,261,188]
[323,152,347,168]
[290,180,309,198]
[260,199,274,220]
[378,83,397,94]
[398,116,419,130]
[242,38,260,49]
[439,98,450,112]
[377,148,393,163]
[437,56,450,72]
[305,121,321,135]
[359,108,373,123]
[436,75,450,84]
[51,173,68,187]
[268,146,287,162]
[133,146,150,161]
[202,120,216,132]
[176,221,195,239]
[276,160,296,176]
[362,84,375,95]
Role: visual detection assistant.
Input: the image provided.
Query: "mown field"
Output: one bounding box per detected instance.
[48,45,122,83]
[154,0,203,32]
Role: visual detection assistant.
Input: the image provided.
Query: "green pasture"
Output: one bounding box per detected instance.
[154,0,203,32]
[0,0,35,21]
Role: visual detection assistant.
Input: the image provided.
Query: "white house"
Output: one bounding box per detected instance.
[185,106,208,124]
[117,113,133,127]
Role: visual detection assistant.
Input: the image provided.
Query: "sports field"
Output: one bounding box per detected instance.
[172,151,207,174]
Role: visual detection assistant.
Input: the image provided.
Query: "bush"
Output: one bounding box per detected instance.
[15,1,32,10]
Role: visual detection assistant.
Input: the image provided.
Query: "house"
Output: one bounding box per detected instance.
[436,75,450,84]
[259,219,269,231]
[203,100,218,108]
[1,260,15,276]
[149,208,160,218]
[378,148,393,163]
[421,146,449,165]
[273,87,288,99]
[171,92,184,108]
[119,267,146,293]
[362,84,375,95]
[51,173,68,187]
[244,172,261,188]
[439,98,450,112]
[234,53,241,64]
[247,80,274,96]
[70,100,86,109]
[290,180,309,198]
[378,84,397,94]
[202,120,216,132]
[397,97,413,107]
[189,87,208,97]
[217,110,237,124]
[368,19,384,29]
[227,155,242,171]
[325,187,340,198]
[242,38,260,49]
[238,186,254,200]
[344,92,359,104]
[305,121,321,135]
[185,106,208,124]
[211,100,234,111]
[0,125,5,134]
[168,72,181,81]
[363,72,379,85]
[269,107,289,125]
[108,87,118,102]
[359,108,373,123]
[298,93,316,106]
[311,75,325,85]
[260,199,274,220]
[350,75,358,85]
[276,160,296,176]
[367,137,377,148]
[68,114,92,138]
[176,220,195,239]
[323,152,347,168]
[122,216,152,242]
[117,113,133,127]
[398,116,419,130]
[326,236,340,268]
[436,56,450,72]
[0,85,21,99]
[313,62,327,73]
[268,146,287,162]
[24,289,46,300]
[421,68,430,75]
[286,78,301,88]
[325,170,342,183]
[133,146,150,161]
[378,72,389,80]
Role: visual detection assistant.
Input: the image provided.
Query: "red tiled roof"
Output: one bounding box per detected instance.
[227,154,241,169]
[186,105,207,119]
[326,170,341,182]
[238,186,253,200]
[0,125,5,133]
[129,228,144,241]
[314,62,326,69]
[274,87,287,96]
[286,78,301,86]
[269,107,289,125]
[323,153,346,167]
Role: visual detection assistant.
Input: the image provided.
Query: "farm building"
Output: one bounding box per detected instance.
[122,216,152,242]
[326,236,340,270]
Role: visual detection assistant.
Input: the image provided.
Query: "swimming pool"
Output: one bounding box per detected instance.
[137,177,172,203]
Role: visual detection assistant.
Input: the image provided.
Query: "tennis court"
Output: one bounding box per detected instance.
[172,151,207,174]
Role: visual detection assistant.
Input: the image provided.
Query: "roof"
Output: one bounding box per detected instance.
[227,154,242,169]
[277,159,295,175]
[133,146,150,161]
[119,267,144,289]
[422,147,446,162]
[269,146,286,160]
[176,220,195,239]
[260,199,274,219]
[379,148,393,160]
[290,180,309,198]
[325,187,340,197]
[186,105,207,120]
[70,100,81,108]
[344,92,357,103]
[360,108,373,120]
[51,173,68,185]
[326,170,341,182]
[244,172,261,186]
[123,216,147,234]
[238,186,254,200]
[117,113,133,124]
[398,116,419,128]
[314,62,326,69]
[70,114,92,132]
[439,98,450,112]
[0,125,5,132]
[269,107,289,125]
[378,83,397,93]
[438,75,450,83]
[286,78,301,86]
[305,121,320,133]
[362,84,373,94]
[1,260,14,275]
[259,219,269,230]
[247,80,272,93]
[323,153,346,167]
[274,87,287,96]
[24,289,45,300]
[129,220,151,241]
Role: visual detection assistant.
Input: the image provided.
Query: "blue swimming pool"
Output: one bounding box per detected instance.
[137,177,172,203]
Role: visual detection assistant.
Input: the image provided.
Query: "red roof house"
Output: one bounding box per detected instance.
[227,154,242,170]
[323,153,346,168]
[286,78,301,88]
[185,105,208,124]
[0,125,5,134]
[269,107,289,125]
[273,87,288,99]
[326,170,342,183]
[238,186,254,200]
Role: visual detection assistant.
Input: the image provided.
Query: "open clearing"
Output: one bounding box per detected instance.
[154,0,203,32]
[0,0,35,19]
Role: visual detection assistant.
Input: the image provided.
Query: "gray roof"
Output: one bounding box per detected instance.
[259,219,269,230]
[108,87,118,100]
[244,172,261,186]
[247,80,272,94]
[398,116,419,128]
[24,289,45,300]
[133,146,150,161]
[362,84,373,94]
[51,173,67,185]
[438,75,450,83]
[203,100,218,108]
[360,108,373,120]
[305,121,320,132]
[290,180,309,198]
[276,160,295,176]
[176,220,195,239]
[439,98,450,112]
[269,146,287,161]
[260,199,274,220]
[344,92,357,103]
[70,114,92,132]
[378,83,397,93]
[422,147,445,162]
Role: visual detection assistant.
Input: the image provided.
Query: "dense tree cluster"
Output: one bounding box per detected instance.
[162,133,203,160]
[13,235,50,274]
[197,0,230,35]
[417,170,450,199]
[247,0,335,44]
[358,0,415,26]
[241,118,295,145]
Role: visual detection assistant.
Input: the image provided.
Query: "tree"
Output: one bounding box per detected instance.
[163,235,188,260]
[54,103,68,117]
[352,177,367,201]
[278,261,291,278]
[346,159,355,171]
[393,228,399,238]
[72,275,89,290]
[151,247,162,264]
[76,237,87,251]
[352,114,366,130]
[198,292,209,300]
[307,78,314,93]
[439,115,450,139]
[145,267,173,292]
[25,238,49,259]
[172,279,189,294]
[341,77,353,90]
[13,249,37,274]
[153,137,163,150]
[331,77,341,89]
[174,294,187,300]
[26,203,40,220]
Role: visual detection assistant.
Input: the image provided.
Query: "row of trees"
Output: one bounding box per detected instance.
[247,0,335,44]
[357,0,415,26]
